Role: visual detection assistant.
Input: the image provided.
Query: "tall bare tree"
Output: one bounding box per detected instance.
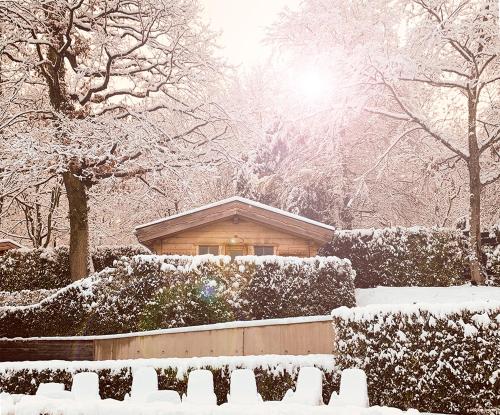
[271,0,499,283]
[0,0,229,280]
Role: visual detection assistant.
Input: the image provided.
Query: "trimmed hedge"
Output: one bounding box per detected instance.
[138,280,235,331]
[332,302,500,414]
[91,245,151,272]
[0,248,71,291]
[0,274,106,337]
[320,227,471,288]
[485,244,500,286]
[0,255,355,337]
[0,355,338,404]
[0,245,150,291]
[235,256,356,320]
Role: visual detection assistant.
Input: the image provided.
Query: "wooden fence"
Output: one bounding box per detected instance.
[0,316,334,362]
[0,339,94,361]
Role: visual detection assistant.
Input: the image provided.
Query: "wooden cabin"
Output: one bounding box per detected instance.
[0,239,23,255]
[135,197,335,258]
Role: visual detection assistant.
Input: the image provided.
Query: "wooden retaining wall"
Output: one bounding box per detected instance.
[94,318,334,360]
[0,339,94,361]
[0,316,334,362]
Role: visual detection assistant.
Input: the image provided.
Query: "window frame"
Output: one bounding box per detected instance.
[198,245,219,255]
[253,245,274,256]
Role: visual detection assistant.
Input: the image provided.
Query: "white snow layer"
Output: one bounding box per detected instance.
[334,299,500,322]
[356,285,500,307]
[7,396,422,415]
[0,355,336,379]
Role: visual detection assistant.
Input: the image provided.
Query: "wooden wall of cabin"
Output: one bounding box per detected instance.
[150,217,319,257]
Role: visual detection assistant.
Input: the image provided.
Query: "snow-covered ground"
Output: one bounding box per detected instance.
[1,394,422,415]
[356,285,500,306]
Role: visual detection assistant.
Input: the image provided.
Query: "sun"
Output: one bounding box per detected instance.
[288,65,335,104]
[297,68,329,101]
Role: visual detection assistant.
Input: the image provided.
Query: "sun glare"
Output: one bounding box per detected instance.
[290,66,335,104]
[297,69,327,100]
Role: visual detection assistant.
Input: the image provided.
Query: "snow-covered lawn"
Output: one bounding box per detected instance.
[356,284,500,306]
[2,394,423,415]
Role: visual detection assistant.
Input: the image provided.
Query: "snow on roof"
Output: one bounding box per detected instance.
[135,196,335,231]
[0,239,23,249]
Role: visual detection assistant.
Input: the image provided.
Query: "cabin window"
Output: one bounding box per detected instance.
[198,245,219,255]
[254,246,274,256]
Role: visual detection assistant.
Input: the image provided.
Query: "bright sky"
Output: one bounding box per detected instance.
[199,0,300,67]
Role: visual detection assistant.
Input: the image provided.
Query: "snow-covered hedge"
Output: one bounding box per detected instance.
[234,256,356,320]
[0,355,338,404]
[485,244,500,286]
[0,247,71,291]
[0,255,355,337]
[331,302,500,413]
[320,227,470,288]
[90,245,151,273]
[0,245,150,291]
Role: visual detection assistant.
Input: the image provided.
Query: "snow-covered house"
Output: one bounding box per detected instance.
[0,239,23,255]
[135,197,334,258]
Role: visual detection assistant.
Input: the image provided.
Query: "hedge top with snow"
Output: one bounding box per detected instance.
[332,300,500,322]
[321,226,500,287]
[0,354,339,403]
[0,245,150,291]
[331,300,500,413]
[0,354,337,377]
[0,254,355,337]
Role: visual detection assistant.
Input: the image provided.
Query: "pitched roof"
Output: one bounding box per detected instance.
[0,239,24,251]
[135,196,334,245]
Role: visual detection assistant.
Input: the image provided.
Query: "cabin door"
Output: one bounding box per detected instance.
[226,245,246,260]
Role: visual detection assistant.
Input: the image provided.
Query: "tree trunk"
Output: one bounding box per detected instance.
[468,156,483,284]
[467,93,484,285]
[62,171,93,281]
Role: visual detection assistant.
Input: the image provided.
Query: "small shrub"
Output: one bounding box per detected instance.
[485,245,500,286]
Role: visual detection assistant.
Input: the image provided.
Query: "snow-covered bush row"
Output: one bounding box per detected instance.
[321,227,473,288]
[0,255,355,337]
[484,244,500,286]
[0,246,150,291]
[0,288,57,307]
[331,301,500,413]
[0,273,106,337]
[0,247,71,291]
[233,256,356,320]
[0,355,338,404]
